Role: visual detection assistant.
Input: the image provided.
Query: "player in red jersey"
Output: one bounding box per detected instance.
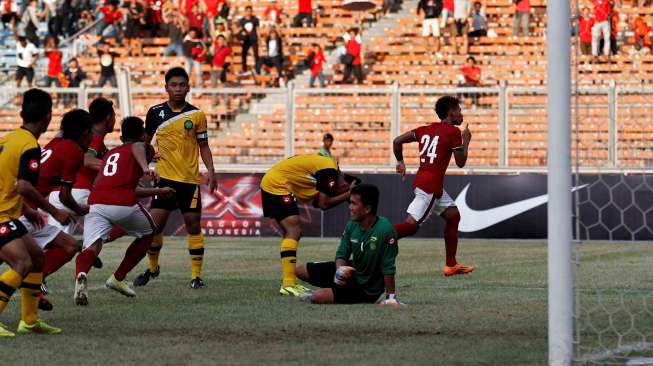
[392,96,474,277]
[73,117,175,306]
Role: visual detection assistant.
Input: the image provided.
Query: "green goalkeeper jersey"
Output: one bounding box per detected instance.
[335,216,399,296]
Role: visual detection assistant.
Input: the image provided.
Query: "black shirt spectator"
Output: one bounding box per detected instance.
[98,44,118,87]
[238,6,259,73]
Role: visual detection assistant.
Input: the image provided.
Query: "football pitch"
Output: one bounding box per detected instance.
[3,238,652,366]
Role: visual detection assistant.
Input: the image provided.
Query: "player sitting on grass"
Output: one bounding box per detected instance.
[392,96,474,277]
[295,184,402,306]
[74,117,175,306]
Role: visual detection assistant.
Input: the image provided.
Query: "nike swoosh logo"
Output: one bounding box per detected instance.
[455,183,588,232]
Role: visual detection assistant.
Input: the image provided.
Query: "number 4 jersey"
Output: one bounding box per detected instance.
[412,123,463,198]
[88,143,151,206]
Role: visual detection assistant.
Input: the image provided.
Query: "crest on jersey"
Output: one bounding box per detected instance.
[29,159,38,171]
[328,179,335,188]
[184,120,194,130]
[388,237,396,245]
[283,195,292,204]
[0,225,9,237]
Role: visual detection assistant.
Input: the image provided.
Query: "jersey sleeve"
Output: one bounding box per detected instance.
[314,168,339,196]
[17,147,41,186]
[145,107,158,136]
[196,111,208,142]
[335,221,353,261]
[380,227,399,276]
[60,148,84,185]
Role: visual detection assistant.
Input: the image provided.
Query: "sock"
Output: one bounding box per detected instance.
[0,269,22,313]
[187,233,204,279]
[148,233,163,272]
[114,236,153,281]
[393,222,418,239]
[280,238,299,288]
[43,247,75,277]
[105,226,126,244]
[76,249,98,277]
[20,272,42,325]
[443,212,461,267]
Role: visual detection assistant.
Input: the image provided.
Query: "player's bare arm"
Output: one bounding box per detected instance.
[83,151,103,171]
[17,179,71,224]
[316,190,351,210]
[198,139,217,192]
[132,142,158,183]
[59,184,89,216]
[453,125,472,168]
[393,130,417,179]
[22,203,43,228]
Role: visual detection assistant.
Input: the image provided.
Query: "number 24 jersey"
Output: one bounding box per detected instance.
[412,123,462,198]
[88,143,148,207]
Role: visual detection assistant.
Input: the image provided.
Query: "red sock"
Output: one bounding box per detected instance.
[105,226,126,244]
[114,236,153,281]
[43,247,75,277]
[76,249,98,277]
[443,212,461,267]
[393,222,418,239]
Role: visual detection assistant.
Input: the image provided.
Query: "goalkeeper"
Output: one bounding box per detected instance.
[295,184,402,305]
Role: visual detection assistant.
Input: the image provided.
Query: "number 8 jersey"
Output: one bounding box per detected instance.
[88,143,150,206]
[412,123,463,198]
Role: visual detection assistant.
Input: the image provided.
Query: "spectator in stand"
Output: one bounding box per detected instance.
[21,0,44,46]
[263,0,283,27]
[211,34,231,87]
[459,56,481,105]
[163,9,187,56]
[318,133,334,159]
[591,0,611,58]
[63,57,86,106]
[452,0,471,54]
[342,27,363,84]
[238,6,259,74]
[1,0,20,33]
[98,42,118,87]
[512,0,530,36]
[418,0,444,56]
[98,0,123,44]
[187,1,206,32]
[607,4,618,55]
[43,0,60,39]
[632,10,652,52]
[44,36,63,87]
[16,36,38,87]
[256,28,284,84]
[210,20,228,40]
[147,0,165,37]
[308,43,326,88]
[441,0,453,29]
[124,0,145,56]
[468,1,487,38]
[216,0,229,22]
[294,0,312,27]
[578,7,594,55]
[182,27,204,86]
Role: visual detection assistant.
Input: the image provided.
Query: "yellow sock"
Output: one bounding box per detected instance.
[0,269,22,313]
[280,238,299,288]
[20,272,42,325]
[187,233,204,279]
[148,233,163,272]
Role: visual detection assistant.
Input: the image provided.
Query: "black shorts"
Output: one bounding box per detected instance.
[455,20,468,36]
[0,219,28,248]
[151,178,202,213]
[306,261,381,304]
[261,190,299,222]
[16,66,34,83]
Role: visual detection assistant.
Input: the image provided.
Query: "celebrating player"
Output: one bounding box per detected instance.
[0,89,69,336]
[132,67,216,290]
[260,154,356,296]
[295,184,401,305]
[392,96,474,277]
[74,117,175,305]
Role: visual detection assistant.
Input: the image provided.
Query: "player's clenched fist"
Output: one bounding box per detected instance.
[462,124,472,144]
[333,265,355,286]
[396,160,406,181]
[156,187,176,199]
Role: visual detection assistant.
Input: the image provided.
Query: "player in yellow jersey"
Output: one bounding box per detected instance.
[133,67,217,289]
[0,89,71,336]
[261,154,357,296]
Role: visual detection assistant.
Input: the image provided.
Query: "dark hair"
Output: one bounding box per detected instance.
[89,97,115,124]
[466,56,476,63]
[165,67,189,83]
[245,5,252,10]
[323,133,334,141]
[435,96,460,120]
[189,27,202,37]
[21,88,53,123]
[61,109,92,141]
[121,116,145,141]
[474,1,482,5]
[351,184,380,215]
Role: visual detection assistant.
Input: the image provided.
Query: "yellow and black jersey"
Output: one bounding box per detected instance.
[146,102,208,184]
[0,127,40,222]
[261,154,339,203]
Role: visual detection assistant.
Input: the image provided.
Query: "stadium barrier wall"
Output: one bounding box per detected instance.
[157,173,653,240]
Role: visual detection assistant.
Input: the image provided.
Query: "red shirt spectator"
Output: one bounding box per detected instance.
[579,15,594,43]
[298,0,311,14]
[592,0,610,22]
[633,15,651,46]
[212,42,231,67]
[264,3,282,22]
[460,65,481,85]
[204,0,220,17]
[310,48,325,76]
[47,49,62,77]
[346,38,361,65]
[147,0,163,24]
[444,0,454,12]
[515,0,530,12]
[188,6,205,29]
[99,5,122,24]
[191,43,208,62]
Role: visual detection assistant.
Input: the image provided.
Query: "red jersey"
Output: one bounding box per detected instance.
[100,6,122,23]
[443,0,454,11]
[88,143,145,207]
[46,50,62,77]
[298,0,312,13]
[73,134,108,190]
[310,49,326,75]
[346,39,362,65]
[412,123,463,198]
[460,65,481,85]
[579,16,594,43]
[592,0,610,22]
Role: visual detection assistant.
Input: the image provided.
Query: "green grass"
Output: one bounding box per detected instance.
[2,238,652,365]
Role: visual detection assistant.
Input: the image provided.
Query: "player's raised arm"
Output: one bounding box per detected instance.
[393,130,417,180]
[453,124,472,168]
[314,172,353,210]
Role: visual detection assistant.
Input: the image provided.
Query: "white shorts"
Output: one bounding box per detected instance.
[48,188,90,235]
[19,215,62,249]
[406,188,456,224]
[422,18,441,37]
[82,203,155,250]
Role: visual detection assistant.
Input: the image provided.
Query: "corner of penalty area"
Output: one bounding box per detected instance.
[342,0,376,11]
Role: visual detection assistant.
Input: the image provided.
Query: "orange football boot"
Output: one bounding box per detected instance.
[443,263,475,277]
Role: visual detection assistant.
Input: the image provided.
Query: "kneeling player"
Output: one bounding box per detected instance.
[74,117,174,306]
[295,184,402,305]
